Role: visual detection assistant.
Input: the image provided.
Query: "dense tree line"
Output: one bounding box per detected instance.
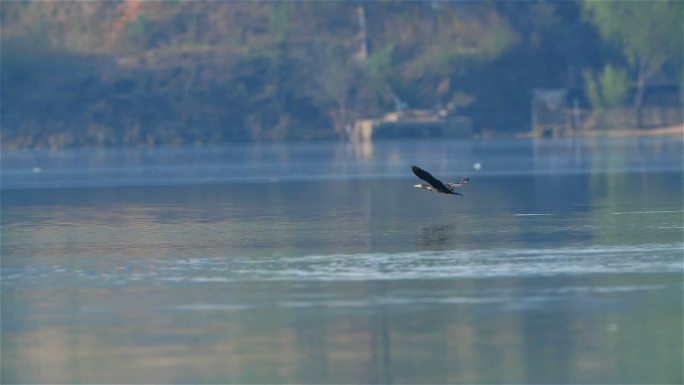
[1,1,681,148]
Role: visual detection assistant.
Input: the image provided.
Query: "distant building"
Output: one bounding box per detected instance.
[531,88,587,137]
[350,109,472,141]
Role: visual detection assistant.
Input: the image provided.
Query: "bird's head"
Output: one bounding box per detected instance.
[414,183,425,189]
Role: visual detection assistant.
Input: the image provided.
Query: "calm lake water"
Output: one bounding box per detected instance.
[2,137,682,384]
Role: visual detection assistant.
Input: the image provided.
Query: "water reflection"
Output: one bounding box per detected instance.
[4,272,680,383]
[351,139,374,161]
[2,137,683,383]
[415,223,459,248]
[3,137,682,190]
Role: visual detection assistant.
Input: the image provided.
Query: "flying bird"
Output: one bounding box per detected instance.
[411,165,470,195]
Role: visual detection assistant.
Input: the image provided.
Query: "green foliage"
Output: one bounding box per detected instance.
[583,0,683,120]
[599,64,630,107]
[127,15,149,37]
[582,1,682,68]
[583,64,630,108]
[366,44,395,80]
[0,1,681,147]
[269,3,290,44]
[583,69,602,108]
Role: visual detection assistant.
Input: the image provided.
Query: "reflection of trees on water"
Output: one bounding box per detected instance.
[351,140,374,161]
[370,282,393,384]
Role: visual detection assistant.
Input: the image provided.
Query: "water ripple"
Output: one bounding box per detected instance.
[2,243,681,288]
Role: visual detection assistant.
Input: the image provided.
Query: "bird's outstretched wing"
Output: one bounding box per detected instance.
[446,177,470,189]
[411,165,452,194]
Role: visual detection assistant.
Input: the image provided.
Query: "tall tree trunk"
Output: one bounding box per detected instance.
[633,61,647,129]
[356,5,368,62]
[332,103,349,138]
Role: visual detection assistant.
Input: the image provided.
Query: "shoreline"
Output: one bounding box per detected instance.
[3,125,681,150]
[579,124,683,137]
[515,124,683,139]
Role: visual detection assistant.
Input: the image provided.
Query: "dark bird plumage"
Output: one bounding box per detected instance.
[411,165,469,195]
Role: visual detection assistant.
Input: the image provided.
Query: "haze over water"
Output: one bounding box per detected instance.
[2,136,682,384]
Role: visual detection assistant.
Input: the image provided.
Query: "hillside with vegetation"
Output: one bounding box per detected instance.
[1,1,681,148]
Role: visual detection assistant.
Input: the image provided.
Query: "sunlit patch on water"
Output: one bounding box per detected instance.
[163,283,671,313]
[167,303,255,311]
[611,210,684,215]
[513,213,555,216]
